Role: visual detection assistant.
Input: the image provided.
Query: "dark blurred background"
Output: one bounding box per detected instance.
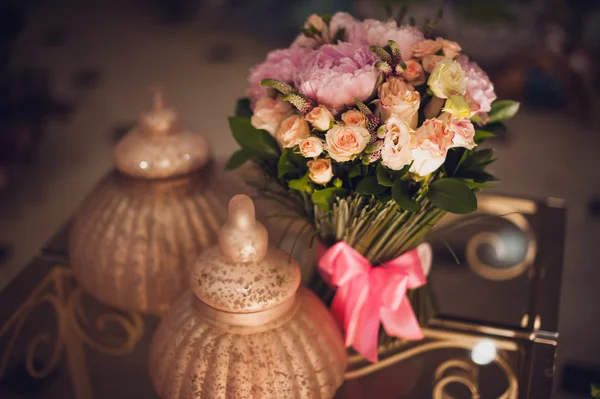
[0,0,598,397]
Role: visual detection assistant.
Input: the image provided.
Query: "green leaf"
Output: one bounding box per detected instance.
[235,98,252,118]
[444,147,466,176]
[470,114,484,124]
[228,116,280,159]
[459,170,499,183]
[474,129,496,144]
[427,178,477,214]
[487,100,520,124]
[356,176,387,196]
[277,148,305,178]
[332,27,345,43]
[391,181,420,212]
[377,165,395,187]
[311,187,348,211]
[288,172,313,193]
[348,164,362,178]
[458,178,495,190]
[225,149,254,170]
[322,11,332,25]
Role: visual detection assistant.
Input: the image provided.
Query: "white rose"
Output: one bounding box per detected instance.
[375,77,420,128]
[277,115,310,148]
[380,115,414,170]
[325,124,371,162]
[305,105,334,131]
[410,118,452,176]
[251,97,293,136]
[308,158,333,184]
[428,59,467,99]
[299,136,324,158]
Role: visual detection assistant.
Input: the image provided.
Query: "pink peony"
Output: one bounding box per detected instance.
[294,42,379,113]
[456,55,497,116]
[351,19,424,60]
[247,47,312,103]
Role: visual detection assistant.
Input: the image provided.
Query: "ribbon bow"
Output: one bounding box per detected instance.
[318,242,431,362]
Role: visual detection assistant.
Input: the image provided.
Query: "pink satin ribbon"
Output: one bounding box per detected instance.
[317,241,431,362]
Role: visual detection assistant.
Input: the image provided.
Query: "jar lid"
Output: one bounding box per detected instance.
[114,89,211,179]
[192,195,301,314]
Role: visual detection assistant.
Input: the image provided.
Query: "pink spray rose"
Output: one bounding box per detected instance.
[412,39,442,58]
[247,47,312,103]
[437,38,462,58]
[351,20,424,60]
[295,43,379,113]
[401,60,426,86]
[307,158,333,184]
[422,54,445,73]
[410,118,453,176]
[250,97,292,136]
[341,110,368,128]
[305,105,334,131]
[299,136,324,158]
[456,55,497,116]
[325,124,371,162]
[277,115,310,148]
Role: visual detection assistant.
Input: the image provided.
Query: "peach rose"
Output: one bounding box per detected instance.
[401,60,426,86]
[437,38,462,58]
[410,118,452,176]
[299,136,324,158]
[305,105,334,131]
[307,158,333,184]
[439,112,476,150]
[375,77,420,128]
[341,109,367,127]
[325,124,371,162]
[277,114,310,148]
[251,97,292,136]
[422,54,444,73]
[380,115,414,170]
[412,39,442,58]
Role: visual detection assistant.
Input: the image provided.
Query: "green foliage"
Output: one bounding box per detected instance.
[487,100,520,124]
[376,163,410,187]
[348,164,362,178]
[277,148,305,178]
[312,187,348,211]
[474,129,496,144]
[427,178,477,214]
[592,384,600,398]
[225,149,253,170]
[356,176,388,195]
[235,98,252,118]
[392,181,419,212]
[228,117,280,161]
[288,172,313,193]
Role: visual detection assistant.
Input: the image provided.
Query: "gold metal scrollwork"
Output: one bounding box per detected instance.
[0,265,144,386]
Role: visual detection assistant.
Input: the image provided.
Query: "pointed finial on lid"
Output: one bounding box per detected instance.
[218,195,268,263]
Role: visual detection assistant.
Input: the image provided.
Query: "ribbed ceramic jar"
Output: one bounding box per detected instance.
[149,195,347,399]
[69,92,225,314]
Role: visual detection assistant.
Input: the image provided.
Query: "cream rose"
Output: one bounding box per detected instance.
[428,59,467,99]
[439,112,476,150]
[305,105,334,131]
[325,124,371,162]
[299,136,324,158]
[341,109,367,127]
[410,118,452,176]
[401,60,426,86]
[375,77,420,128]
[251,97,292,136]
[422,54,444,73]
[412,39,442,58]
[277,114,310,148]
[307,158,333,184]
[380,115,414,170]
[437,38,462,58]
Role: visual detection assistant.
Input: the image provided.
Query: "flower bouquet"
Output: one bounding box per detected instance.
[226,11,519,363]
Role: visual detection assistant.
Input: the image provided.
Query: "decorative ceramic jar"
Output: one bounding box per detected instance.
[69,92,227,314]
[149,195,347,399]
